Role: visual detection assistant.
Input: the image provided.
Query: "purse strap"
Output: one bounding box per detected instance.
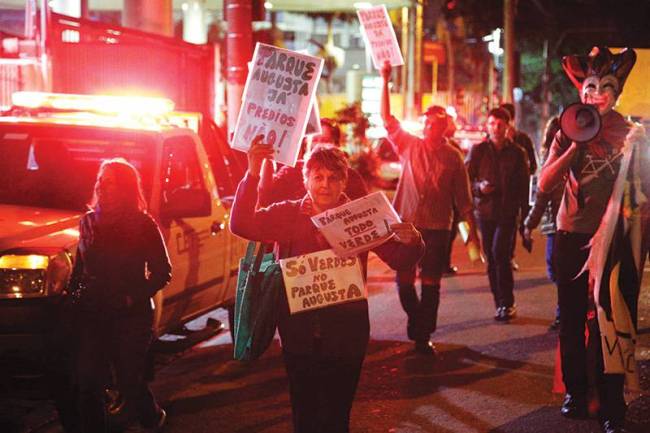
[241,241,258,272]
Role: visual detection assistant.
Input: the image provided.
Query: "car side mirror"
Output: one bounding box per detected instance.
[162,188,211,219]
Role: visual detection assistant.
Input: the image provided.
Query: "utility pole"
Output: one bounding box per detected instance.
[502,0,514,103]
[413,0,423,116]
[225,0,253,135]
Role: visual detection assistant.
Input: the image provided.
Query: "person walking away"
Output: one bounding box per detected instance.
[380,60,479,355]
[538,47,649,433]
[465,108,530,322]
[230,140,424,433]
[522,116,562,330]
[68,158,171,433]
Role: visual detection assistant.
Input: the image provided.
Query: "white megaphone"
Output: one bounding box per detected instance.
[559,103,601,143]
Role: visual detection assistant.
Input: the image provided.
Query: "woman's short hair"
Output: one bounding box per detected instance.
[302,145,349,182]
[91,157,147,212]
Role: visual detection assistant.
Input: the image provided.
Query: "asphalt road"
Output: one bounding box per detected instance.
[3,231,650,433]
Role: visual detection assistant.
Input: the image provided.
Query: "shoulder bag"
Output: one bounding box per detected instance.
[233,241,285,361]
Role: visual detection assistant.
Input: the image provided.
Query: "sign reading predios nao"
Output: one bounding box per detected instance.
[311,191,401,257]
[357,5,404,69]
[280,249,366,314]
[232,43,324,167]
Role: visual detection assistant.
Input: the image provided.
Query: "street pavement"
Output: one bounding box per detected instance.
[3,231,650,433]
[146,232,650,433]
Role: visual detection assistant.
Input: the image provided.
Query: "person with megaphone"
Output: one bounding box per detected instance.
[538,47,649,433]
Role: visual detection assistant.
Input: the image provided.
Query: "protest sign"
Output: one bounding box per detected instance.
[280,249,366,314]
[232,43,324,167]
[311,191,401,257]
[357,5,404,69]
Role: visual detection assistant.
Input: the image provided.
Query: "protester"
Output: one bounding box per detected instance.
[259,118,368,205]
[444,113,462,275]
[380,60,479,355]
[500,103,537,175]
[230,139,424,433]
[67,158,171,433]
[465,107,530,322]
[538,47,649,433]
[523,116,562,330]
[500,103,537,272]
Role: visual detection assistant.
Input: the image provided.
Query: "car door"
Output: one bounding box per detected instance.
[157,133,229,333]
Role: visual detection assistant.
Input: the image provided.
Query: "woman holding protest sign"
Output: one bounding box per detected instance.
[230,136,424,433]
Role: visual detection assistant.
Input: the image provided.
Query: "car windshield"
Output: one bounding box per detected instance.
[0,125,155,212]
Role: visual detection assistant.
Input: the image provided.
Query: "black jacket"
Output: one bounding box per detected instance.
[465,139,530,224]
[70,209,171,315]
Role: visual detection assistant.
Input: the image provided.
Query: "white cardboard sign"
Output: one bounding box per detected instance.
[357,5,404,69]
[311,191,401,257]
[232,43,324,167]
[280,249,366,314]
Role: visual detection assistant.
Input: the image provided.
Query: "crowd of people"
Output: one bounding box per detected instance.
[54,46,647,433]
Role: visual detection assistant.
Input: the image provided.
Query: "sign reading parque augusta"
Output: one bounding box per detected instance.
[280,249,366,314]
[311,191,401,257]
[231,43,324,167]
[357,5,404,69]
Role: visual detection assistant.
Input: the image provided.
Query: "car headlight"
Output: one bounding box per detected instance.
[0,252,72,298]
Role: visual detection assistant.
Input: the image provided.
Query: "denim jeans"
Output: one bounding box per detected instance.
[396,229,450,341]
[554,231,625,420]
[546,233,560,320]
[478,219,516,308]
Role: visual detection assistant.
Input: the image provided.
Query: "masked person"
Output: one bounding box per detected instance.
[230,139,424,433]
[380,61,479,355]
[538,47,649,433]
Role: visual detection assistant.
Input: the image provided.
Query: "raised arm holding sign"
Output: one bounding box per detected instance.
[231,43,324,167]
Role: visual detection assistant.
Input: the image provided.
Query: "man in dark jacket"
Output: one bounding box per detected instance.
[466,107,530,321]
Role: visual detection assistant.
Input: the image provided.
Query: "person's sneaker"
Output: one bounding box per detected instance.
[414,340,437,356]
[600,418,627,433]
[560,393,588,419]
[504,305,517,320]
[444,265,458,275]
[494,307,505,321]
[153,409,166,432]
[548,318,560,331]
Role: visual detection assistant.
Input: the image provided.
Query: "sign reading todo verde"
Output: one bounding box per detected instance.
[311,191,401,257]
[280,249,366,314]
[231,43,324,167]
[357,5,404,69]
